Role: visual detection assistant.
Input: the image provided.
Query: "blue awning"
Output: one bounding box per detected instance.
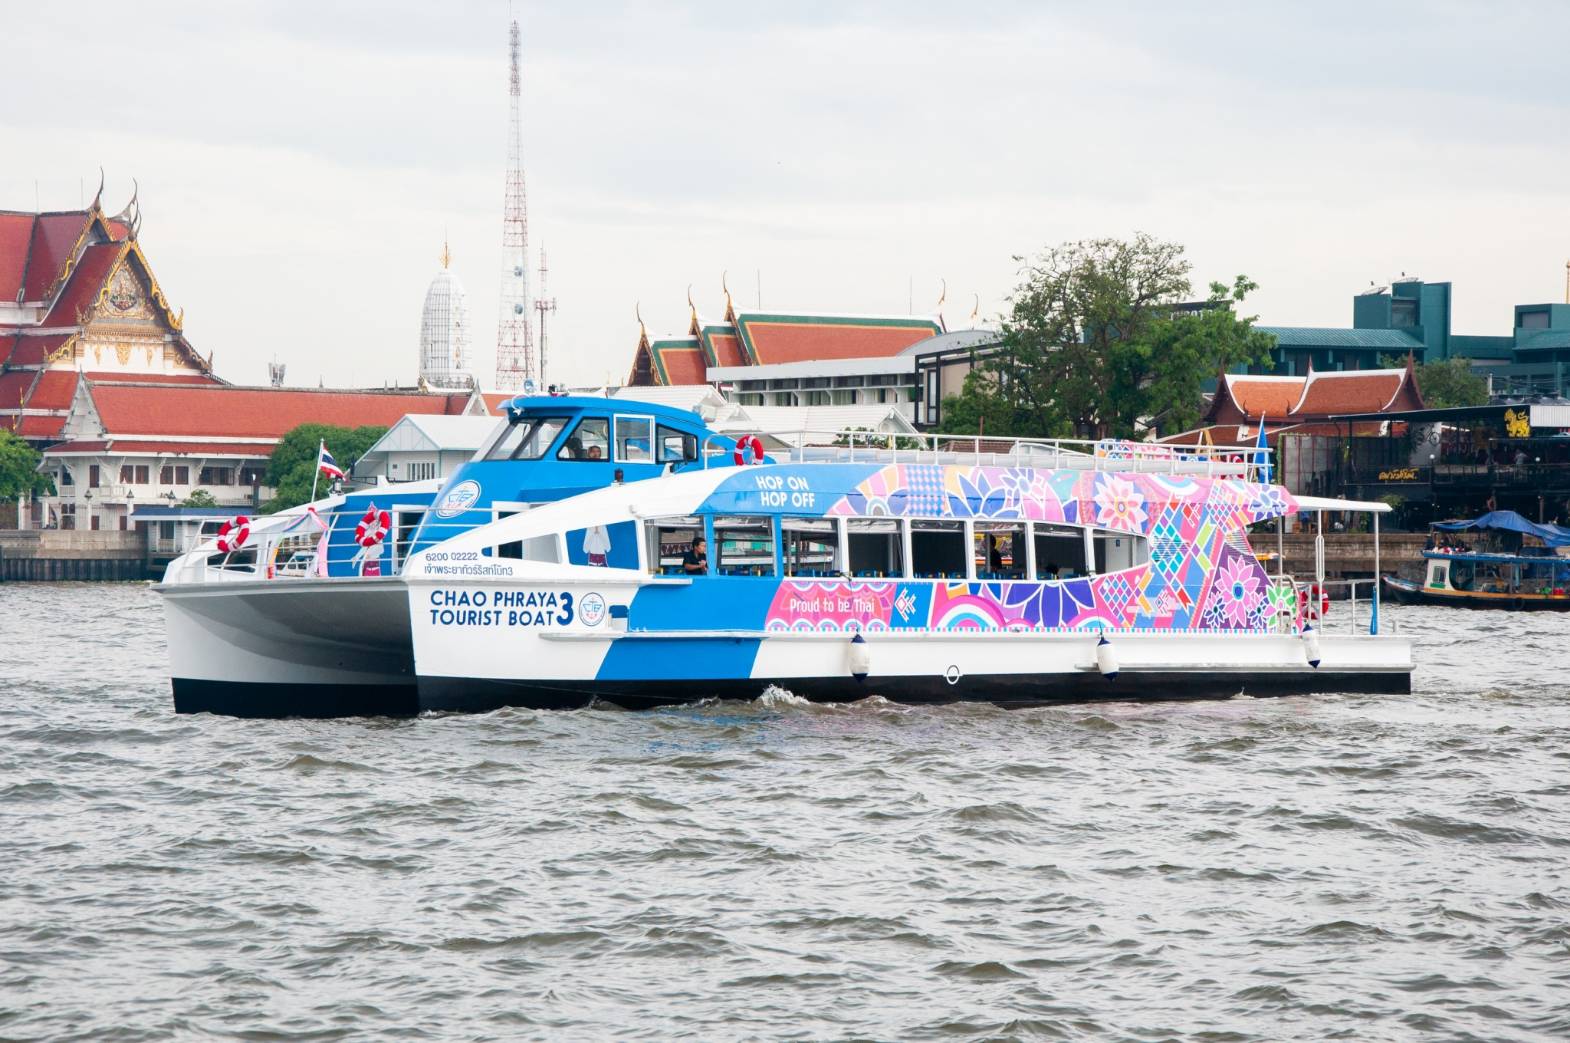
[1432,510,1570,548]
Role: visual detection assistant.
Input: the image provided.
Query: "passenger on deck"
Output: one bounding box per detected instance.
[682,536,707,575]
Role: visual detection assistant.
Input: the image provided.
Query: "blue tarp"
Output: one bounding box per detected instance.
[1433,510,1570,548]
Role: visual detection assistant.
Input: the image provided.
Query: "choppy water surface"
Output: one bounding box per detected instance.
[2,584,1568,1041]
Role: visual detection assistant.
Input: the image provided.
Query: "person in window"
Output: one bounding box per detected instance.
[987,536,1006,575]
[587,445,603,460]
[681,535,707,574]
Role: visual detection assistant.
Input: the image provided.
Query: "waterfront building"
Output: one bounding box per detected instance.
[1251,274,1570,396]
[354,414,499,484]
[626,283,966,420]
[1,189,220,449]
[418,244,472,389]
[39,382,487,531]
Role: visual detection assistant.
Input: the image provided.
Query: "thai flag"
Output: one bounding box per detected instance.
[317,440,345,480]
[1253,414,1272,485]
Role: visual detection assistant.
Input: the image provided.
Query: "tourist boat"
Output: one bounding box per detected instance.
[401,450,1413,712]
[1383,510,1570,610]
[155,395,748,716]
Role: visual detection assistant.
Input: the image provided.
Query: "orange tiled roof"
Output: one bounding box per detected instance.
[651,339,706,386]
[734,313,942,365]
[21,212,93,302]
[1291,369,1410,415]
[42,242,122,326]
[698,324,747,368]
[28,370,78,410]
[88,384,472,439]
[0,213,35,302]
[15,415,65,437]
[1,332,73,367]
[82,371,223,386]
[1222,375,1304,419]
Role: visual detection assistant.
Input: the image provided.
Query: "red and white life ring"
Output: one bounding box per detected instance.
[1299,583,1331,616]
[733,433,765,466]
[355,506,391,548]
[215,514,250,553]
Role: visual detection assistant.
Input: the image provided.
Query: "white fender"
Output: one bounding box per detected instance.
[1302,623,1321,669]
[1095,634,1118,680]
[848,632,870,681]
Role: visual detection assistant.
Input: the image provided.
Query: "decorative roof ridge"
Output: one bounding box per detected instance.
[732,309,944,324]
[1287,366,1404,416]
[1225,373,1304,385]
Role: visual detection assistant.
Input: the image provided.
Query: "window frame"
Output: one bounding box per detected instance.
[614,414,655,464]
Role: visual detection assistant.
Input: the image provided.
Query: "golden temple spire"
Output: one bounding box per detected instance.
[441,237,452,270]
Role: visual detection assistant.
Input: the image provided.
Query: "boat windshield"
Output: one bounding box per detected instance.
[484,416,570,461]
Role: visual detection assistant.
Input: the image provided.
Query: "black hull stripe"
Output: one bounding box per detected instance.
[174,668,1411,719]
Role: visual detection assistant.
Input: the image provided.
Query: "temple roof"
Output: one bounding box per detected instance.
[84,383,475,439]
[1206,363,1425,426]
[734,312,943,366]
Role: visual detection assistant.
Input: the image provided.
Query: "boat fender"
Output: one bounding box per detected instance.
[848,632,870,682]
[1301,623,1321,669]
[1096,634,1118,680]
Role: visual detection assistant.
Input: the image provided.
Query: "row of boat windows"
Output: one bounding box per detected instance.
[485,415,698,465]
[644,517,1149,581]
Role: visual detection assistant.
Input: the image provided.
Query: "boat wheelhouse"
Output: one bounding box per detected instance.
[156,395,752,716]
[1384,510,1570,610]
[403,447,1412,712]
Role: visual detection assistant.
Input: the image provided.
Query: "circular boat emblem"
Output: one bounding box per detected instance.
[579,592,607,627]
[435,479,482,518]
[944,664,962,685]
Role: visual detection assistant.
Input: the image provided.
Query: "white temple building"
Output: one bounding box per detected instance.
[419,244,472,389]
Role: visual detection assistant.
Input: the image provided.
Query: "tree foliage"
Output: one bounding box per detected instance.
[0,431,52,500]
[936,235,1277,439]
[264,424,387,512]
[1410,357,1489,409]
[182,489,218,508]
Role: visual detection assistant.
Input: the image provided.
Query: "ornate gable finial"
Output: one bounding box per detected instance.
[111,178,141,237]
[969,292,980,327]
[91,166,105,211]
[636,302,650,349]
[721,271,735,322]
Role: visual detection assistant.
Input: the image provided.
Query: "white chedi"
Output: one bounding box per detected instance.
[419,243,471,389]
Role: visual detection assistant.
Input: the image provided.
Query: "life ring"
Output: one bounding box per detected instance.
[1298,583,1330,616]
[216,514,250,553]
[355,506,391,548]
[733,434,765,466]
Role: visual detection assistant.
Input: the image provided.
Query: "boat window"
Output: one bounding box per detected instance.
[1033,523,1087,579]
[494,534,560,563]
[911,520,966,579]
[657,424,698,465]
[392,508,424,570]
[494,505,529,559]
[558,417,609,461]
[715,516,775,577]
[1092,529,1149,574]
[616,416,653,464]
[484,416,569,461]
[974,521,1026,580]
[783,518,839,578]
[847,518,904,578]
[648,516,703,576]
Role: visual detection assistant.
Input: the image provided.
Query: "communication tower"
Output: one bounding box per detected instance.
[534,246,558,390]
[494,18,535,392]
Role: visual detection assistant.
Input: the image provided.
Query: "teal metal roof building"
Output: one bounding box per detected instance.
[1249,277,1570,395]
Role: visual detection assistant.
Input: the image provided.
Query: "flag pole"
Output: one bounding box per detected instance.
[310,439,322,504]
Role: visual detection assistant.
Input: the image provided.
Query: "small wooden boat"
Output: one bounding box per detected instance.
[1383,511,1570,611]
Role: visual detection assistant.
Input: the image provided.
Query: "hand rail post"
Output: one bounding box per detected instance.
[1371,511,1381,636]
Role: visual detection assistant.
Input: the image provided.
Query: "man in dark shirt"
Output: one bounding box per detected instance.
[681,536,707,574]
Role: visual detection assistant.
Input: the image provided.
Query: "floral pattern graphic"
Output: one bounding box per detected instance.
[762,464,1298,634]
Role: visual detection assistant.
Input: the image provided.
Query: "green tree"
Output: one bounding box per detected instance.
[0,430,52,500]
[264,424,387,511]
[937,235,1276,439]
[1410,357,1489,409]
[181,489,218,508]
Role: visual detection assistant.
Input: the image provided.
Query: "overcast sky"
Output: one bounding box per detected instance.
[7,1,1568,389]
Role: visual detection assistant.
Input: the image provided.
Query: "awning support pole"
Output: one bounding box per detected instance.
[1371,511,1381,636]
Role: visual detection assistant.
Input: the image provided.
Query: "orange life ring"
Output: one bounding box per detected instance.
[216,514,250,553]
[733,434,765,466]
[355,506,391,548]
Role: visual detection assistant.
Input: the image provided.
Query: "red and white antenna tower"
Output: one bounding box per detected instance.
[494,17,534,392]
[534,246,558,390]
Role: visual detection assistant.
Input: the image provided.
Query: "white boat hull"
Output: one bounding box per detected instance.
[159,578,417,716]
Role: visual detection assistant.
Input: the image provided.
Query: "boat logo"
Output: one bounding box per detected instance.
[579,592,607,628]
[894,588,917,621]
[435,480,482,518]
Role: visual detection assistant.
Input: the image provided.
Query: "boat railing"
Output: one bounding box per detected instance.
[699,429,1271,479]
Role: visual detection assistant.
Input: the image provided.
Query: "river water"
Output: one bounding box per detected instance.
[1,583,1567,1042]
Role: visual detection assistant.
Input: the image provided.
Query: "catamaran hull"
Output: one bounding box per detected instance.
[159,579,417,717]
